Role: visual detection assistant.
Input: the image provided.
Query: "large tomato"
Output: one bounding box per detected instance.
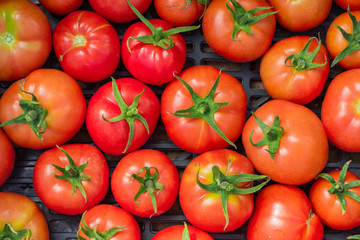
[242,100,328,185]
[334,0,360,11]
[161,65,247,154]
[321,69,360,152]
[247,184,324,240]
[260,36,329,105]
[0,192,49,240]
[0,0,52,81]
[202,0,277,62]
[86,77,159,156]
[0,129,14,187]
[0,69,86,149]
[53,10,120,82]
[33,144,109,215]
[152,223,214,240]
[77,204,141,240]
[111,149,179,218]
[39,0,84,15]
[179,149,269,233]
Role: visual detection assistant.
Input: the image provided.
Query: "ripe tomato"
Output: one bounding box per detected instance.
[179,149,269,233]
[334,0,360,11]
[0,0,52,81]
[260,36,329,105]
[242,100,328,185]
[247,184,324,240]
[53,10,120,82]
[0,129,14,187]
[267,0,332,32]
[152,223,214,240]
[309,161,360,230]
[0,192,49,240]
[321,69,360,152]
[33,144,109,215]
[111,149,179,218]
[86,78,159,156]
[39,0,84,15]
[0,69,86,149]
[77,204,141,240]
[161,65,247,154]
[202,0,277,62]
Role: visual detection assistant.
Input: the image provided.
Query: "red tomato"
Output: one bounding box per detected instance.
[152,223,214,240]
[111,149,179,218]
[0,0,52,81]
[334,0,360,11]
[77,204,141,240]
[86,78,159,156]
[260,36,329,105]
[0,69,86,149]
[0,192,49,240]
[88,0,152,23]
[39,0,84,15]
[267,0,332,32]
[0,129,14,187]
[247,184,324,240]
[161,65,247,154]
[53,11,120,82]
[309,161,360,230]
[321,69,360,152]
[202,0,277,62]
[33,144,109,215]
[179,149,269,233]
[242,100,328,185]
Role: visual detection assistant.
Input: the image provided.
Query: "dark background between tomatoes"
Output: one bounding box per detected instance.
[0,0,359,239]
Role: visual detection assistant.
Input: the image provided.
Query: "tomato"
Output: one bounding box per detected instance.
[202,0,277,62]
[326,10,360,69]
[88,0,152,23]
[309,161,360,230]
[267,0,332,32]
[161,65,247,154]
[0,192,49,240]
[247,184,324,240]
[321,69,360,152]
[39,0,84,15]
[0,0,52,81]
[0,129,14,187]
[0,68,86,149]
[334,0,360,11]
[152,223,214,240]
[86,77,159,156]
[179,149,269,233]
[33,144,109,215]
[111,149,179,218]
[77,204,141,240]
[53,10,120,82]
[242,100,328,185]
[260,36,329,105]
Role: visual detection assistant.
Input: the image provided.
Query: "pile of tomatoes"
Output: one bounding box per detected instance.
[0,0,360,239]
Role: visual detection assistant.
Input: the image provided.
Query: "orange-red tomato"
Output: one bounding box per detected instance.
[0,129,14,187]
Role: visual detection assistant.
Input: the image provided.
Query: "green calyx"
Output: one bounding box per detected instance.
[182,222,191,240]
[331,8,360,67]
[348,235,360,239]
[196,159,270,230]
[126,0,199,50]
[102,77,149,153]
[130,166,164,217]
[226,0,278,40]
[316,160,360,215]
[51,146,91,202]
[168,71,236,148]
[0,222,31,240]
[77,211,126,240]
[285,37,327,71]
[0,88,47,141]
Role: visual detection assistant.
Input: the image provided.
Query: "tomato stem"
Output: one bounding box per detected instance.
[73,35,86,47]
[0,222,31,240]
[348,235,360,239]
[1,32,15,47]
[182,223,191,240]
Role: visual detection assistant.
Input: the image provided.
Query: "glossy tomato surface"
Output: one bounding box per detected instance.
[39,0,84,15]
[0,129,14,187]
[152,224,214,240]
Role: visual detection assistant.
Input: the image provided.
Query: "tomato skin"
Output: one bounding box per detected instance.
[242,100,328,185]
[33,144,109,215]
[152,224,214,240]
[111,149,179,218]
[161,65,247,154]
[334,0,360,11]
[267,0,332,32]
[247,184,324,240]
[0,69,86,149]
[0,0,52,81]
[77,204,141,240]
[0,192,49,240]
[0,129,14,187]
[39,0,84,15]
[202,0,276,62]
[179,149,255,233]
[53,10,121,82]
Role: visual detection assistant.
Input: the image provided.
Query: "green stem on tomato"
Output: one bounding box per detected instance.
[0,222,31,240]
